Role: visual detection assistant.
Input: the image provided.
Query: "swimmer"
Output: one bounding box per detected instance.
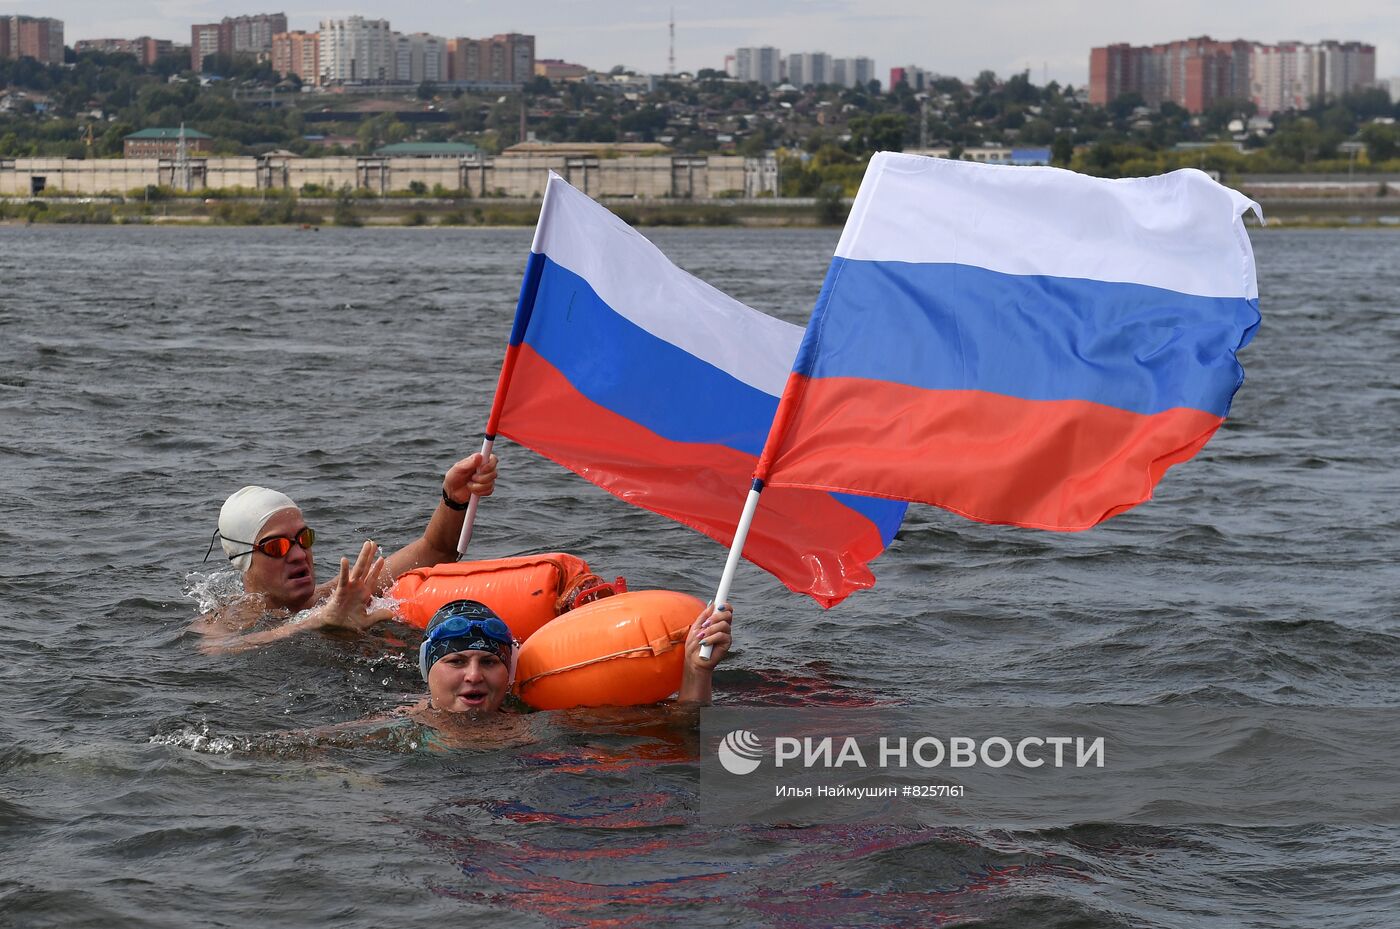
[241,598,735,754]
[408,597,734,723]
[195,453,498,653]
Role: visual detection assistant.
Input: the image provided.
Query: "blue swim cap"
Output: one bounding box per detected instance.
[419,599,514,681]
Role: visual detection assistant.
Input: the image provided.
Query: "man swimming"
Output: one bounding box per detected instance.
[412,597,734,719]
[196,453,498,652]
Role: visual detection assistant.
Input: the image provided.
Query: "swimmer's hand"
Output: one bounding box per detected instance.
[312,540,392,633]
[677,603,733,706]
[385,453,502,576]
[442,452,498,504]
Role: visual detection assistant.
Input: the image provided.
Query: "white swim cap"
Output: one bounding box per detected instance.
[218,486,299,572]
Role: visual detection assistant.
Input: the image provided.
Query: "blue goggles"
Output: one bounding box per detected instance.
[419,601,514,680]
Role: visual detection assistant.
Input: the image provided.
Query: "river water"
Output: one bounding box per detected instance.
[1,224,1397,928]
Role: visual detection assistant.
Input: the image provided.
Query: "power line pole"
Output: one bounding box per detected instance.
[668,8,675,76]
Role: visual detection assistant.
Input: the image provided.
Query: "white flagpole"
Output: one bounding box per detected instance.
[452,173,562,560]
[701,479,764,659]
[454,436,495,557]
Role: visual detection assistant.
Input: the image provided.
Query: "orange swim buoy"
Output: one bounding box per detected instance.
[513,589,703,710]
[389,553,621,641]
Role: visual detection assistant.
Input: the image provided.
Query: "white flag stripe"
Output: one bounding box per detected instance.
[532,173,801,397]
[836,153,1261,301]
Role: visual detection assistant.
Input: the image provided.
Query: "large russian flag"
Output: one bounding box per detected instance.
[488,173,906,606]
[756,153,1261,530]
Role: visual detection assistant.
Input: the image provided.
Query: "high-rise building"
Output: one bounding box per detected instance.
[394,32,446,84]
[1091,36,1376,115]
[1250,40,1376,115]
[786,52,831,87]
[190,12,287,71]
[1314,41,1376,102]
[734,47,781,86]
[889,65,933,93]
[229,14,283,55]
[833,56,875,89]
[446,33,534,85]
[271,31,319,84]
[319,16,394,84]
[190,23,223,72]
[74,37,173,66]
[1249,42,1315,114]
[1090,36,1251,112]
[1,15,64,64]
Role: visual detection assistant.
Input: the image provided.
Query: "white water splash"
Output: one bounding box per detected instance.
[181,571,402,625]
[182,568,247,614]
[149,722,249,755]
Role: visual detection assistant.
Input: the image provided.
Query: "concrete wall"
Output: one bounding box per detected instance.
[0,153,778,199]
[0,158,163,195]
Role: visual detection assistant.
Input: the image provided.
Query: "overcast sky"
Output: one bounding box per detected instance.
[40,1,1397,88]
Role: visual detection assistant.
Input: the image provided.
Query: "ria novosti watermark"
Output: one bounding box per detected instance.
[700,707,1400,826]
[720,728,1104,776]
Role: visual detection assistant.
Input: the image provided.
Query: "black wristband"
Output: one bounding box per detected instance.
[441,488,470,511]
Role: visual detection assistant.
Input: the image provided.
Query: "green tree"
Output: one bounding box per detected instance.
[1107,92,1146,121]
[1360,122,1399,162]
[1269,118,1329,163]
[815,182,846,224]
[846,113,908,155]
[332,186,362,226]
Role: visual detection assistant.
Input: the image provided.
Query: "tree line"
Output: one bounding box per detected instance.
[2,53,1396,184]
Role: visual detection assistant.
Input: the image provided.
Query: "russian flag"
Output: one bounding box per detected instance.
[756,153,1262,531]
[488,173,906,606]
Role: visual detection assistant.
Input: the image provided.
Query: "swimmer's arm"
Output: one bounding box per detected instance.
[194,612,334,654]
[385,453,498,577]
[676,604,733,706]
[196,545,392,654]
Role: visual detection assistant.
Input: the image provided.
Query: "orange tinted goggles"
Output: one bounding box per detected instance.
[225,526,316,560]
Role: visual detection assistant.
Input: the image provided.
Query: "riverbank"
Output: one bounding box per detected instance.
[0,195,841,228]
[3,189,1398,228]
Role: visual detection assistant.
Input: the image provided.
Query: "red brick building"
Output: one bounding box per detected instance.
[1091,35,1375,114]
[1090,36,1251,112]
[1,15,64,64]
[123,127,212,158]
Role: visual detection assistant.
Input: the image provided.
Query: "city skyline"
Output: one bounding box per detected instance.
[15,1,1395,87]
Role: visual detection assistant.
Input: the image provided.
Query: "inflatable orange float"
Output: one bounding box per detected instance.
[389,553,621,641]
[513,589,703,710]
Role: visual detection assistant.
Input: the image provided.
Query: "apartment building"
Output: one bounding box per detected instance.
[446,33,534,85]
[271,30,319,83]
[890,65,934,93]
[190,12,287,71]
[832,57,875,89]
[73,37,173,66]
[786,52,831,87]
[1090,37,1251,111]
[319,16,394,84]
[1091,35,1376,115]
[394,32,446,84]
[734,47,781,86]
[1,14,64,64]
